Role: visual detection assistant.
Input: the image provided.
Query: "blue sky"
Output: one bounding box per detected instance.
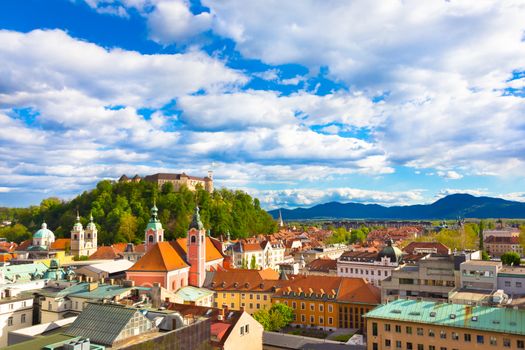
[1,0,525,209]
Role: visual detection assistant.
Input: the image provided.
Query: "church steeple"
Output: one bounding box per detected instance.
[145,203,164,250]
[187,205,206,288]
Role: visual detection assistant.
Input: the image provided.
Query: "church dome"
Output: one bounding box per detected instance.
[377,239,403,263]
[34,222,55,241]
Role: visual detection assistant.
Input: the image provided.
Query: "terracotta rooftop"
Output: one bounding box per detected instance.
[209,268,280,292]
[276,275,380,304]
[50,238,71,250]
[111,242,128,253]
[402,241,450,255]
[485,236,520,244]
[89,246,123,260]
[128,242,189,272]
[306,258,337,273]
[16,239,32,251]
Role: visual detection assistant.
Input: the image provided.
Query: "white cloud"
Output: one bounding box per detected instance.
[248,187,425,209]
[435,188,489,198]
[437,170,463,180]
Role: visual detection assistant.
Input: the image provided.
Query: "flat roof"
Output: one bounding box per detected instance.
[461,260,502,266]
[365,299,525,336]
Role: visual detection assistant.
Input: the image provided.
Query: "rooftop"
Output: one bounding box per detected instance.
[365,299,525,336]
[128,241,189,272]
[174,286,214,301]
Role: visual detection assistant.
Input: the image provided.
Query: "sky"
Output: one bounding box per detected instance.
[0,0,525,209]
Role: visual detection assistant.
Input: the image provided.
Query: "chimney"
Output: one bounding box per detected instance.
[151,282,162,309]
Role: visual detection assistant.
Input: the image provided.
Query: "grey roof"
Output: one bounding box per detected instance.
[65,303,141,346]
[263,331,364,350]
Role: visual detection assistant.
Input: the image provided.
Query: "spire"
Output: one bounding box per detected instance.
[90,211,94,222]
[189,206,204,230]
[76,210,80,223]
[278,209,284,228]
[150,202,159,222]
[42,221,47,230]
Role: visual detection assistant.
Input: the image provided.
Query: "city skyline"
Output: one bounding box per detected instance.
[1,0,525,209]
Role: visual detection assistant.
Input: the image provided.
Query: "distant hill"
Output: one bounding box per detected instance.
[268,194,525,220]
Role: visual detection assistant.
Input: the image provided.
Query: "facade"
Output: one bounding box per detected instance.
[301,244,347,264]
[0,295,33,347]
[402,242,450,256]
[187,207,207,288]
[273,275,380,331]
[143,172,213,192]
[70,213,98,258]
[219,310,263,350]
[208,269,281,314]
[484,235,523,257]
[337,241,406,286]
[381,255,457,303]
[459,260,501,291]
[366,299,525,350]
[497,267,525,296]
[227,239,287,271]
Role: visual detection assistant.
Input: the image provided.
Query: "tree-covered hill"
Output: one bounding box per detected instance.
[0,180,277,244]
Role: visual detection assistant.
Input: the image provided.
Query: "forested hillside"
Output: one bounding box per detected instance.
[0,180,277,244]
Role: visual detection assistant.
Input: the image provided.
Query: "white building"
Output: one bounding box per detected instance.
[337,241,405,286]
[70,212,98,258]
[228,239,286,270]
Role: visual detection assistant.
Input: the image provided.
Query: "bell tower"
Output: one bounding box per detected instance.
[145,203,164,251]
[84,212,98,256]
[187,206,206,287]
[71,211,85,257]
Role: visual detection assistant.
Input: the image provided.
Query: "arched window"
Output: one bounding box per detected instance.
[74,234,77,240]
[191,236,196,243]
[148,235,154,243]
[87,234,91,239]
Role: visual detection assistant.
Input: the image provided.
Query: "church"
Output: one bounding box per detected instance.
[126,205,224,292]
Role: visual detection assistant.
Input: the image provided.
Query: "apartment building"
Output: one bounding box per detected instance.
[366,299,525,350]
[0,295,34,347]
[273,275,380,332]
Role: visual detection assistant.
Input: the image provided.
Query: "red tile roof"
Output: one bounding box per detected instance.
[16,239,32,251]
[51,238,71,250]
[485,236,520,244]
[171,237,224,263]
[89,246,123,260]
[306,258,337,273]
[403,241,450,255]
[210,268,280,292]
[128,242,189,272]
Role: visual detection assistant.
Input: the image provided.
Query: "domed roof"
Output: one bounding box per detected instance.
[146,204,163,231]
[377,240,403,263]
[34,222,55,240]
[87,213,96,230]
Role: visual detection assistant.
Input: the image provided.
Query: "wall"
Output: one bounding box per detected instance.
[223,312,263,350]
[0,297,33,347]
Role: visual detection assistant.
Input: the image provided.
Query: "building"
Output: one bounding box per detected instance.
[227,239,286,271]
[207,268,281,314]
[273,275,380,332]
[482,227,520,240]
[305,258,337,275]
[75,259,134,282]
[174,286,214,307]
[301,244,348,264]
[0,293,34,347]
[497,266,525,297]
[337,241,409,286]
[70,212,98,258]
[459,260,501,291]
[381,255,459,303]
[484,235,523,257]
[126,205,224,291]
[402,242,450,256]
[132,172,214,192]
[365,299,525,350]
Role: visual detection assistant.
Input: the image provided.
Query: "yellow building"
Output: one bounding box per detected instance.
[366,299,525,350]
[209,269,281,314]
[272,275,380,331]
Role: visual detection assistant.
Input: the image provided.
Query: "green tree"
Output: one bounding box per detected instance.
[501,251,521,266]
[118,213,138,243]
[481,251,490,261]
[253,303,294,331]
[0,224,31,243]
[250,255,257,269]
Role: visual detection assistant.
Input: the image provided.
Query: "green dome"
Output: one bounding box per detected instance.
[146,204,163,231]
[34,222,55,240]
[377,240,403,263]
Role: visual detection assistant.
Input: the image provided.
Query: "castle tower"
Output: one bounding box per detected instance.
[84,212,98,256]
[187,206,206,287]
[71,211,85,257]
[145,204,164,251]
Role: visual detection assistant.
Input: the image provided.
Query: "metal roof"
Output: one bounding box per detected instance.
[174,286,213,302]
[365,299,525,336]
[65,303,141,346]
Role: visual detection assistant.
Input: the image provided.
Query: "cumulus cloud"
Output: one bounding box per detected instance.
[248,187,426,209]
[437,170,463,180]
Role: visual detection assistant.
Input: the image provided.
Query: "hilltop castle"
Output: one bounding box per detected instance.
[119,172,213,193]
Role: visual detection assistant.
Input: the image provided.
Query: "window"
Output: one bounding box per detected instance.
[250,294,253,299]
[429,347,435,350]
[504,281,511,287]
[245,324,249,334]
[451,332,459,340]
[503,338,511,347]
[319,304,323,312]
[223,293,226,298]
[440,348,447,350]
[464,334,471,342]
[310,315,314,324]
[406,326,412,334]
[385,324,391,332]
[319,316,324,324]
[407,343,412,350]
[263,295,268,301]
[395,325,401,333]
[301,315,305,322]
[328,317,333,325]
[518,340,525,349]
[231,303,234,308]
[240,326,244,335]
[328,304,333,312]
[9,303,13,310]
[301,302,305,310]
[256,303,260,309]
[22,301,26,307]
[21,314,26,323]
[48,301,52,311]
[310,303,315,311]
[517,282,522,288]
[428,329,435,337]
[249,303,253,309]
[191,235,196,243]
[292,302,296,308]
[8,317,13,326]
[372,322,378,336]
[417,345,424,350]
[489,336,497,346]
[477,335,484,344]
[395,340,402,349]
[440,330,446,339]
[416,327,423,336]
[256,294,260,300]
[385,339,391,347]
[373,343,378,350]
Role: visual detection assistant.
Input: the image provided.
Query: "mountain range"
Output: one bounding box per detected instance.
[268,194,525,220]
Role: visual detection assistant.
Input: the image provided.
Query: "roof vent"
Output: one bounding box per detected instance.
[430,312,436,317]
[391,309,402,314]
[492,320,500,325]
[471,316,478,322]
[450,314,456,319]
[408,312,421,316]
[510,321,517,326]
